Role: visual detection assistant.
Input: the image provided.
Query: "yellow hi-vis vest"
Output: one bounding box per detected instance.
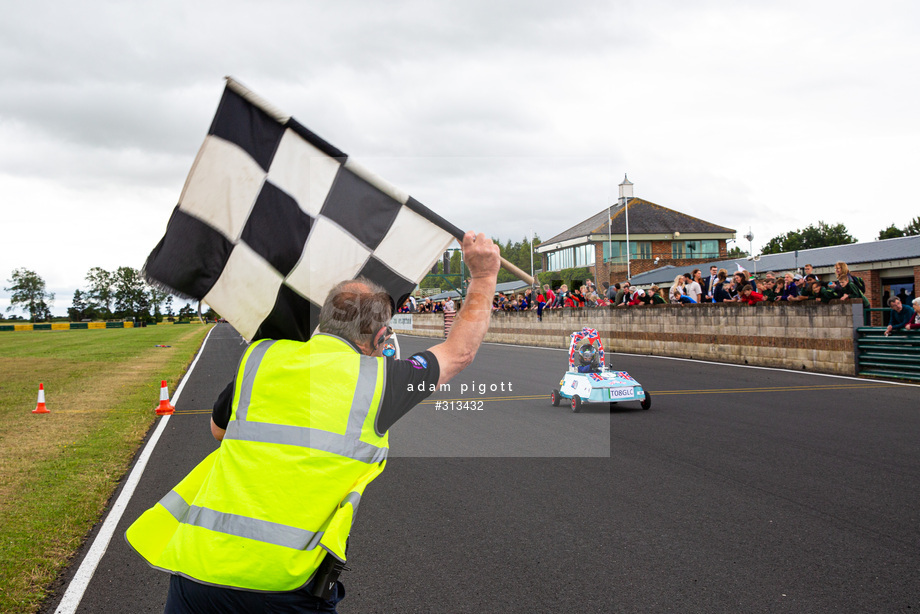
[125,333,389,592]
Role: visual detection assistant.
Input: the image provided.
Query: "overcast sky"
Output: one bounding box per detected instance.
[1,0,918,315]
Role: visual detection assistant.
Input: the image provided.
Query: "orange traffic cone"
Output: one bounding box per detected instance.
[155,380,175,415]
[33,383,50,414]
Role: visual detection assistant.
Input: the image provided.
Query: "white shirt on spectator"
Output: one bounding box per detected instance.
[444,298,456,312]
[686,281,702,303]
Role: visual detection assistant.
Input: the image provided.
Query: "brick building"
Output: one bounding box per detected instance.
[535,177,736,284]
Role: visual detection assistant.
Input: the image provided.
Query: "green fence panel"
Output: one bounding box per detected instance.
[70,322,88,329]
[33,324,52,330]
[857,327,920,381]
[105,322,125,329]
[0,325,14,332]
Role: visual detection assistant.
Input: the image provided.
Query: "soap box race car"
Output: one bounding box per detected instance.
[551,327,651,412]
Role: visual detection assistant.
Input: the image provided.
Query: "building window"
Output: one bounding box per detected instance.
[546,245,594,271]
[606,241,651,263]
[634,241,652,259]
[673,240,720,260]
[575,244,595,267]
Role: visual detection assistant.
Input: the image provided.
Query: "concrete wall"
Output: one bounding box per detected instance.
[393,301,863,376]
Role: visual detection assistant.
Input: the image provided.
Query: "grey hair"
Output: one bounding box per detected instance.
[318,277,392,347]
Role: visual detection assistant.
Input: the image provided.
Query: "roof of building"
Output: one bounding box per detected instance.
[426,279,531,301]
[539,198,736,247]
[628,235,920,286]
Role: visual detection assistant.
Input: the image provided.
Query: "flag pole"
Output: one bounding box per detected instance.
[499,258,534,286]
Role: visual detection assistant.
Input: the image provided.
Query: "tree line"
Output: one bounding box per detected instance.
[3,266,203,323]
[760,217,919,255]
[419,235,542,291]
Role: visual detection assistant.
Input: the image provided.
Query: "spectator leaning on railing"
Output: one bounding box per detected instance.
[785,274,809,302]
[713,270,733,302]
[796,274,819,301]
[738,284,765,305]
[811,279,835,303]
[832,272,870,309]
[776,272,799,301]
[908,298,920,330]
[761,272,779,301]
[683,273,702,303]
[729,271,747,299]
[885,297,915,336]
[626,288,646,306]
[702,265,718,302]
[670,275,697,304]
[615,282,631,307]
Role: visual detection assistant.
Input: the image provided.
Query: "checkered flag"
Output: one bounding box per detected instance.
[144,77,462,341]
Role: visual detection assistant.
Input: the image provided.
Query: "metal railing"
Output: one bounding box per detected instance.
[856,309,920,381]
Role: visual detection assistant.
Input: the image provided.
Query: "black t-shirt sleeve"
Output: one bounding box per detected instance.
[376,350,441,434]
[212,380,235,430]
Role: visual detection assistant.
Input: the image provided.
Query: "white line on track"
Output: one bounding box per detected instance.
[398,334,920,388]
[54,325,218,614]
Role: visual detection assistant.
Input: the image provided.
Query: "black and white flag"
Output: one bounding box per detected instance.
[144,77,462,341]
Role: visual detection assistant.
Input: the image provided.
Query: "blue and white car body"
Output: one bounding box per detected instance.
[552,327,650,412]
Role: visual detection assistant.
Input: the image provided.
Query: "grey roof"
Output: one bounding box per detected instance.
[539,198,735,246]
[628,235,920,287]
[426,279,531,301]
[495,280,531,294]
[425,290,461,301]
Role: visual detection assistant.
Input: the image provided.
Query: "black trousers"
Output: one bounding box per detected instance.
[163,574,344,614]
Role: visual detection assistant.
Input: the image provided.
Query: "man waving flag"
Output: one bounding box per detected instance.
[143,77,465,341]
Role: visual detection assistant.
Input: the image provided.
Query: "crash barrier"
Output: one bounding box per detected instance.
[0,321,137,332]
[392,300,866,377]
[855,327,920,382]
[0,319,213,332]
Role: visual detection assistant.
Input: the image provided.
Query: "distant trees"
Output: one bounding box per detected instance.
[85,267,114,318]
[113,266,148,318]
[420,235,542,292]
[495,235,541,284]
[67,289,88,321]
[64,266,185,323]
[177,303,195,319]
[878,217,920,240]
[761,222,856,255]
[5,268,54,322]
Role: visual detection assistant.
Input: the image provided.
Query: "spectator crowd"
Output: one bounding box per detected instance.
[397,261,919,333]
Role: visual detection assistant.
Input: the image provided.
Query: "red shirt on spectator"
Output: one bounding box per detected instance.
[739,291,765,305]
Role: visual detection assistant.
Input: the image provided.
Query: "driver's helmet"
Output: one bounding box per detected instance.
[578,343,596,365]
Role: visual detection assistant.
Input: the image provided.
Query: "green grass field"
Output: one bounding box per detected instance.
[0,325,211,613]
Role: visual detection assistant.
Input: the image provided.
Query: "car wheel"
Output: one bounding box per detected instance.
[641,390,651,410]
[571,395,581,413]
[551,389,560,406]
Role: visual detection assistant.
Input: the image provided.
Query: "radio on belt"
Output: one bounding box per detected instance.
[550,327,651,413]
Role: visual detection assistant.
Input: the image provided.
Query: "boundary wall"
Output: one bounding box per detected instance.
[392,301,864,376]
[0,321,206,332]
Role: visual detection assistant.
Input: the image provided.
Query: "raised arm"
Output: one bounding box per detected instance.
[428,231,501,386]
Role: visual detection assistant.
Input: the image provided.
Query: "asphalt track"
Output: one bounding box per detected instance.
[42,324,920,613]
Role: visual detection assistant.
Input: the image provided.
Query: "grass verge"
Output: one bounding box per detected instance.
[0,325,211,613]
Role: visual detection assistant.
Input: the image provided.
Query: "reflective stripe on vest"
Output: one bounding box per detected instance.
[225,338,387,464]
[157,488,362,551]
